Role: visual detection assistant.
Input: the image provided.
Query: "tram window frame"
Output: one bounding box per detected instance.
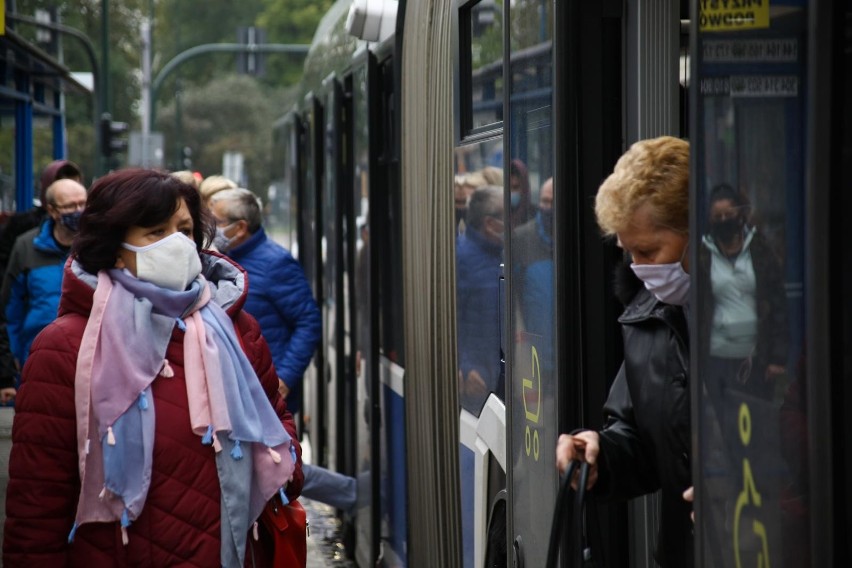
[455,0,505,142]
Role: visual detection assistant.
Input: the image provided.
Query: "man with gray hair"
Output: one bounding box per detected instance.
[456,185,505,413]
[208,187,319,412]
[209,188,356,513]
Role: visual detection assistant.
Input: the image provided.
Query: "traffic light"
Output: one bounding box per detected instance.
[182,146,193,169]
[100,113,129,158]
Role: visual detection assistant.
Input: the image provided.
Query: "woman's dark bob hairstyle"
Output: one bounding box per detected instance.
[709,183,752,220]
[73,168,215,275]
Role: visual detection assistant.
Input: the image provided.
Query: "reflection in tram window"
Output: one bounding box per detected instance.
[457,185,505,414]
[698,184,788,402]
[508,159,536,229]
[469,0,504,130]
[695,7,809,565]
[512,176,553,361]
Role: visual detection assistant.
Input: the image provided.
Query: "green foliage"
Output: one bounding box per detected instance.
[156,74,288,193]
[256,0,335,86]
[10,0,327,185]
[152,0,266,94]
[471,10,503,71]
[509,0,553,49]
[13,0,146,175]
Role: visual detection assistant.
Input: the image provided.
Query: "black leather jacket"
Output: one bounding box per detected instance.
[594,264,693,568]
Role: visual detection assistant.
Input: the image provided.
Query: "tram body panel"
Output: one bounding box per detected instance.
[692,3,810,566]
[379,356,407,565]
[269,0,852,566]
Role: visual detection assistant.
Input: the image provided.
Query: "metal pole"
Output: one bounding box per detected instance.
[150,43,310,126]
[101,0,110,113]
[6,14,103,174]
[101,0,110,173]
[140,18,152,167]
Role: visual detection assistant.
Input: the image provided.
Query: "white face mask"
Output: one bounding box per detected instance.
[122,232,202,291]
[212,224,235,253]
[630,245,690,306]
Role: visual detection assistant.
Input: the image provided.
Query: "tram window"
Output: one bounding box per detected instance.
[459,0,504,135]
[454,138,505,418]
[694,5,810,566]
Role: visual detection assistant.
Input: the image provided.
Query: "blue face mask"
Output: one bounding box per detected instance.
[60,211,83,233]
[510,192,522,209]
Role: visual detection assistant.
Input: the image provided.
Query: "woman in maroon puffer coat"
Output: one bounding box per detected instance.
[3,169,304,567]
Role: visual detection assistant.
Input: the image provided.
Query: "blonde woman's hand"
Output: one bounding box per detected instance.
[683,486,695,522]
[555,430,600,490]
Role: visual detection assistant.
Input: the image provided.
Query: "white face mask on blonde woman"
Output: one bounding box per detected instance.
[616,203,690,306]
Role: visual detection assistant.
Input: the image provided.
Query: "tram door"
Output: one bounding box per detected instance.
[347,51,381,568]
[321,74,347,474]
[504,3,557,567]
[301,94,328,465]
[268,113,301,256]
[691,2,810,566]
[453,1,509,566]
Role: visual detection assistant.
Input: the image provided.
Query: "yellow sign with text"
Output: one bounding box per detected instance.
[700,0,770,32]
[1,0,5,36]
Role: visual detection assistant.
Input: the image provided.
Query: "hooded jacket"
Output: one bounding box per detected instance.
[593,263,692,568]
[697,227,788,396]
[3,252,304,567]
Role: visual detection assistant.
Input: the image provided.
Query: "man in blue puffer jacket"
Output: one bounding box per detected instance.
[209,187,357,513]
[208,187,321,416]
[0,178,87,372]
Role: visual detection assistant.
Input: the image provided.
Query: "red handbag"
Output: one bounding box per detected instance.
[257,497,308,567]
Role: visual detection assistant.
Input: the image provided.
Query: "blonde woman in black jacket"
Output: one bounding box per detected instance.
[555,136,693,568]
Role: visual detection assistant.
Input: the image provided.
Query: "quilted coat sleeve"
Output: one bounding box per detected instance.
[266,254,321,388]
[3,317,82,567]
[234,310,304,500]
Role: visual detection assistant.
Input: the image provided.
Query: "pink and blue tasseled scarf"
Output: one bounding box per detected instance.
[71,268,296,567]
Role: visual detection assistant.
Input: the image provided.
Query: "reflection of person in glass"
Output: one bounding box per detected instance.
[555,137,693,568]
[698,184,788,400]
[454,171,488,235]
[509,159,536,229]
[512,177,553,359]
[457,186,504,413]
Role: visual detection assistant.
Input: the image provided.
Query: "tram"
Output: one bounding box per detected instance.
[266,0,851,566]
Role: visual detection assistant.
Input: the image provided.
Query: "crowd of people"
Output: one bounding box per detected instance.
[0,164,348,566]
[0,134,786,566]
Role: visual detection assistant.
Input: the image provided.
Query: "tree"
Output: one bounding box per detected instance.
[256,0,335,86]
[155,74,286,194]
[14,0,147,175]
[152,0,266,95]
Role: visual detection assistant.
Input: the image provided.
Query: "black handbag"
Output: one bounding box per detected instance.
[546,460,597,568]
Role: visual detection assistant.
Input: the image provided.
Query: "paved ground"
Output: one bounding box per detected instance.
[303,498,356,567]
[0,409,352,567]
[0,407,12,564]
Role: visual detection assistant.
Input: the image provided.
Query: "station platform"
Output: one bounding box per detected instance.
[303,498,355,567]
